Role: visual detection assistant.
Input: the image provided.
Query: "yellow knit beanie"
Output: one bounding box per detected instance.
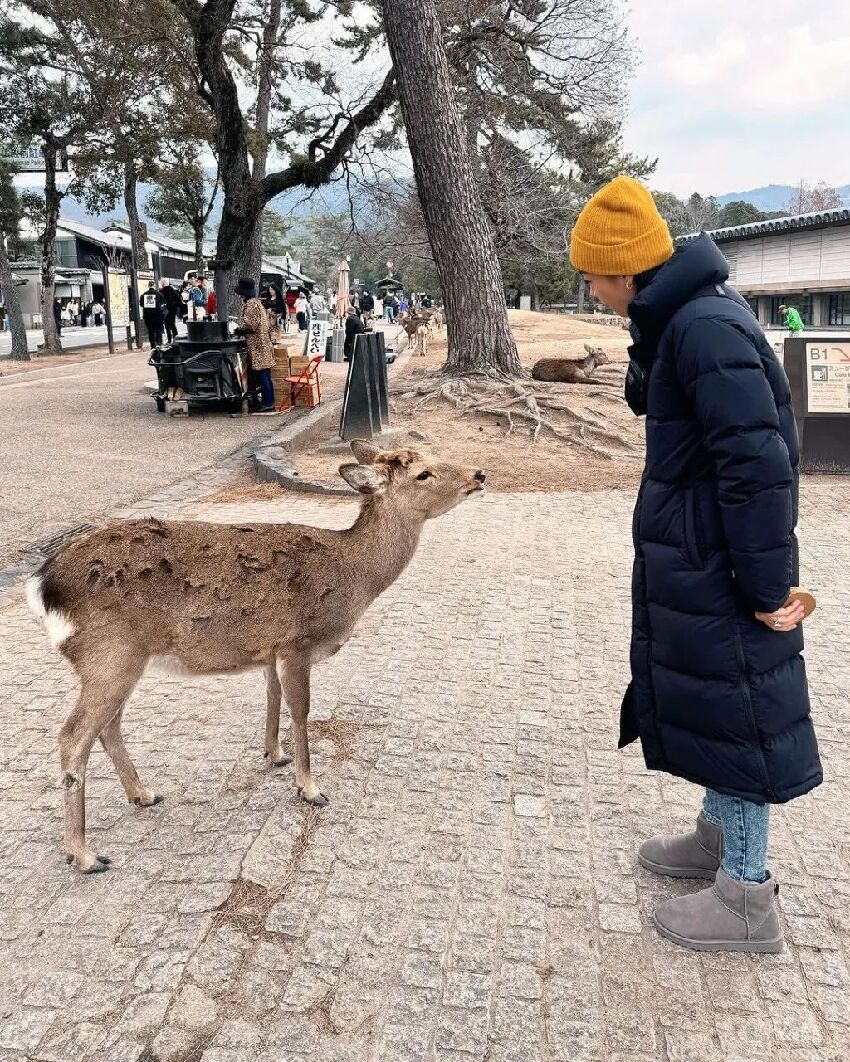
[569,176,674,276]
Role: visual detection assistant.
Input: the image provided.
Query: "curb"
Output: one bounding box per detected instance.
[254,326,413,497]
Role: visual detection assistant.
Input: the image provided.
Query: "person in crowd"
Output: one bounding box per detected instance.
[66,298,78,326]
[185,275,206,320]
[262,283,285,313]
[398,293,409,314]
[53,298,63,335]
[383,293,397,323]
[285,286,299,330]
[80,300,91,328]
[262,284,286,330]
[568,175,821,954]
[233,276,276,413]
[359,289,375,324]
[91,300,105,327]
[139,280,166,348]
[344,305,366,361]
[206,283,217,318]
[309,289,327,315]
[159,279,181,345]
[294,290,310,331]
[421,293,433,309]
[779,304,804,336]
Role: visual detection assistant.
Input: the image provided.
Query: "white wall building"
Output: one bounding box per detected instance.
[681,209,850,331]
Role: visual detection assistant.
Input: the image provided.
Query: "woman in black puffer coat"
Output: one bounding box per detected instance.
[569,176,821,954]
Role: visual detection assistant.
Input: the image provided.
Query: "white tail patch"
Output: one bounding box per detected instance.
[26,575,77,648]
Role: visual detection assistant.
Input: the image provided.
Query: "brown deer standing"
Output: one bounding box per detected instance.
[28,442,485,874]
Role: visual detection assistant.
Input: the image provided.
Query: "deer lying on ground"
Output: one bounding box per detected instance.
[531,345,611,383]
[28,442,486,874]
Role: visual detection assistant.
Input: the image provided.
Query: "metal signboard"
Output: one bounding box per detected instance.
[0,144,69,172]
[806,342,850,414]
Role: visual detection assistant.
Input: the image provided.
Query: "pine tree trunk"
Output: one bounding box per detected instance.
[39,141,63,354]
[124,164,145,349]
[382,0,520,376]
[0,235,29,360]
[247,0,284,282]
[214,190,263,323]
[193,220,205,276]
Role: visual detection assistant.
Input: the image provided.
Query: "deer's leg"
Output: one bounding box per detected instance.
[264,664,292,767]
[59,651,145,873]
[278,657,327,807]
[99,708,163,807]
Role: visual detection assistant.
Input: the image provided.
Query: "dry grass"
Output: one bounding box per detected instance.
[202,475,288,504]
[214,717,377,935]
[214,803,324,936]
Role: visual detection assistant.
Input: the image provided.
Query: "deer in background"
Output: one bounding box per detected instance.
[28,442,486,874]
[531,344,611,383]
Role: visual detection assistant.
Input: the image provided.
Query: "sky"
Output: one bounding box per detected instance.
[620,0,850,197]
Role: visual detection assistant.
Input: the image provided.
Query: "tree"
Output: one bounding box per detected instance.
[716,200,768,228]
[261,209,291,256]
[147,153,219,273]
[652,191,719,237]
[784,180,843,215]
[0,162,29,360]
[170,0,397,319]
[0,14,92,352]
[383,0,520,375]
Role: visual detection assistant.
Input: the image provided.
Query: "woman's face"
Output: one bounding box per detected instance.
[582,274,633,317]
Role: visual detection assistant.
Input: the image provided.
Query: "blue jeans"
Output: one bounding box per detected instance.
[703,789,769,883]
[384,307,394,322]
[253,368,275,410]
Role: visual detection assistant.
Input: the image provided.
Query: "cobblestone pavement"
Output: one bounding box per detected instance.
[0,478,848,1062]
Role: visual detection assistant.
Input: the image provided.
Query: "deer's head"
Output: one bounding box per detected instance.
[340,440,485,519]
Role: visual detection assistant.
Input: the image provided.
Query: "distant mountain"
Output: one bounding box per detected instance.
[716,184,850,212]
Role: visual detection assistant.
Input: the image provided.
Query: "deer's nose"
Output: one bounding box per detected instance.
[475,470,486,483]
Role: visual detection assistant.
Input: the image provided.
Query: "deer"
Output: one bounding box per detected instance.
[531,345,611,383]
[27,442,486,874]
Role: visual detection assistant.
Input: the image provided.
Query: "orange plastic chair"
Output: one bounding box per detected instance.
[286,354,324,409]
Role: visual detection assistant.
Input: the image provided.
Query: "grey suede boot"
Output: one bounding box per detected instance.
[638,813,722,879]
[653,866,783,953]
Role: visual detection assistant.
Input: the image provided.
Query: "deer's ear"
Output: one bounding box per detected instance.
[350,440,381,465]
[339,463,387,494]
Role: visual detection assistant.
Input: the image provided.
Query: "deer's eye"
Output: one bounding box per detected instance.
[416,471,433,481]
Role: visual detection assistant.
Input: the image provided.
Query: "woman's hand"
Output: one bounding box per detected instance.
[755,600,806,632]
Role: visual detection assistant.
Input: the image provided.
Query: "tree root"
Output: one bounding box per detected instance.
[390,368,640,460]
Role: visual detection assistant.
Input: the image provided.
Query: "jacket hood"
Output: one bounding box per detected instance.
[629,233,729,335]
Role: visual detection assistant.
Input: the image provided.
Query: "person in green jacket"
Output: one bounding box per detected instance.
[779,304,804,334]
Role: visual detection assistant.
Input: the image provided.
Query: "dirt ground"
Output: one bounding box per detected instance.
[0,343,118,377]
[290,310,644,493]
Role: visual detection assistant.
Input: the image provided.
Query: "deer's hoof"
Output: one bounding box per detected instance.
[66,852,111,874]
[133,792,164,808]
[305,792,329,808]
[266,750,293,767]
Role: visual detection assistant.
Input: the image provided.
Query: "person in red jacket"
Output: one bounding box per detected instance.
[206,286,217,318]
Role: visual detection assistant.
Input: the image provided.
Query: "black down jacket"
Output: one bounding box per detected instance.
[620,234,822,804]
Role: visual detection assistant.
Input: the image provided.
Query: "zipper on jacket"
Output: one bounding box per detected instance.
[683,488,704,570]
[733,622,775,801]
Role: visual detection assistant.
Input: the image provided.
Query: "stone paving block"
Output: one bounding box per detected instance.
[0,1007,57,1053]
